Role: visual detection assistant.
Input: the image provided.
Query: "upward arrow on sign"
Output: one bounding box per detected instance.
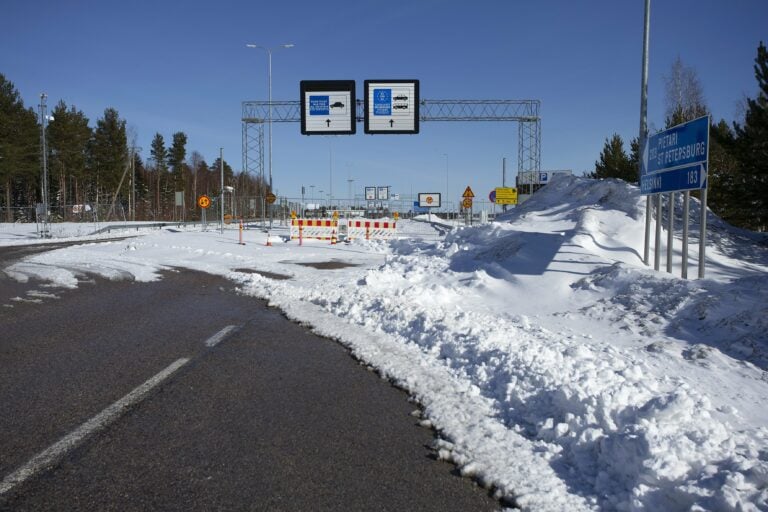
[462,186,475,198]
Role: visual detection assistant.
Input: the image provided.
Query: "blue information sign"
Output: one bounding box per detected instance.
[373,89,391,116]
[309,95,329,116]
[641,115,709,195]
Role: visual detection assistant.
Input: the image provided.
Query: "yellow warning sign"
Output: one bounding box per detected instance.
[462,186,475,198]
[494,187,518,205]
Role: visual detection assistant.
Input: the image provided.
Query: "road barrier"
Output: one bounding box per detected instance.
[346,220,398,241]
[290,219,339,241]
[290,218,397,242]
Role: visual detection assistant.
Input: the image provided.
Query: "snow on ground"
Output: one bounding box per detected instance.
[2,175,768,511]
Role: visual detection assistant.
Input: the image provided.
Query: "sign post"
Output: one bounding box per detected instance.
[640,115,710,278]
[462,186,474,226]
[417,193,441,222]
[494,187,518,206]
[198,194,211,230]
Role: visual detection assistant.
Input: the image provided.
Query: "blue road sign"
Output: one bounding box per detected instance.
[373,89,391,116]
[309,96,330,116]
[413,201,429,214]
[641,115,709,195]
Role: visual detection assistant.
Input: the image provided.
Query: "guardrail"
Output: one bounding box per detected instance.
[89,221,209,235]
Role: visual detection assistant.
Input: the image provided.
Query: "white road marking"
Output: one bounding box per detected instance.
[0,357,190,496]
[204,325,238,347]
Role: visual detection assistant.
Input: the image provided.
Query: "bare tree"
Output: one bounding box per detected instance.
[664,56,708,127]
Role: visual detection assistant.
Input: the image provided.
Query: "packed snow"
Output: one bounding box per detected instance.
[2,175,767,511]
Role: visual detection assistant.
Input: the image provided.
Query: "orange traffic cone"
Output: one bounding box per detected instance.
[331,228,337,245]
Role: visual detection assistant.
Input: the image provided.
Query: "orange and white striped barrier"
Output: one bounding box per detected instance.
[346,220,397,241]
[290,219,339,241]
[290,218,397,242]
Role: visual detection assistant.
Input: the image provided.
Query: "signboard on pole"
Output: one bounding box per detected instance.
[418,193,441,208]
[364,80,420,134]
[641,115,709,195]
[365,187,376,200]
[197,195,211,209]
[494,187,518,205]
[300,80,356,135]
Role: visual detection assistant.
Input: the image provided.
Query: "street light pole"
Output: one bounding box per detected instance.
[443,153,448,215]
[38,93,50,238]
[220,147,224,234]
[246,43,294,228]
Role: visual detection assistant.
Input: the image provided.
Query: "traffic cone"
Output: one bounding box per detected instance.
[331,228,337,245]
[265,231,272,247]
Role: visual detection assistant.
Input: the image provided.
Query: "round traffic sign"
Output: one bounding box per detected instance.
[426,196,433,205]
[489,190,496,203]
[462,198,473,209]
[223,214,233,225]
[198,195,211,209]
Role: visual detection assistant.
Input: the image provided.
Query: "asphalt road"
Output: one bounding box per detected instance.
[0,245,501,511]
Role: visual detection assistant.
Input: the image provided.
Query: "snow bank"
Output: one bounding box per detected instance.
[4,175,768,511]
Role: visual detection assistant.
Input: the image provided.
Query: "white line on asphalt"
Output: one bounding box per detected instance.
[0,357,190,496]
[204,325,238,347]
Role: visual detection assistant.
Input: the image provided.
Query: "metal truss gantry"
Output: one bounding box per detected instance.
[242,117,264,185]
[242,99,541,177]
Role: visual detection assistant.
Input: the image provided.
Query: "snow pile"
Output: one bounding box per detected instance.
[3,175,768,511]
[242,175,768,510]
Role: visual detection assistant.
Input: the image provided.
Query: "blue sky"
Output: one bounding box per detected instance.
[2,0,766,207]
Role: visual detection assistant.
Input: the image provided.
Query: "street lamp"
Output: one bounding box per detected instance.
[245,43,294,227]
[38,93,53,238]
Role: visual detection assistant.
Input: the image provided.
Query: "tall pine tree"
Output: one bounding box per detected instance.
[169,131,187,191]
[47,101,92,210]
[149,133,168,218]
[89,108,127,208]
[733,41,768,231]
[0,74,39,220]
[589,134,636,183]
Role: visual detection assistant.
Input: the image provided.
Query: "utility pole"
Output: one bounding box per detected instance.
[640,0,651,266]
[129,146,142,222]
[347,177,354,208]
[38,93,51,238]
[220,147,224,234]
[502,157,507,213]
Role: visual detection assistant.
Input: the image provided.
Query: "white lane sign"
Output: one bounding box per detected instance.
[301,80,356,135]
[364,80,419,134]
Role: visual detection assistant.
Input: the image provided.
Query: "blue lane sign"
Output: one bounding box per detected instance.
[641,115,709,195]
[373,89,391,116]
[309,96,330,116]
